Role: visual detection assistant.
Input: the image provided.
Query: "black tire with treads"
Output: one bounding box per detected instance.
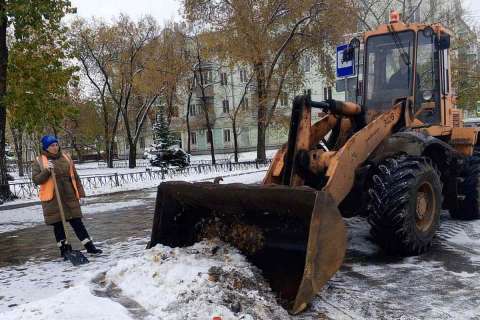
[367,155,442,255]
[450,154,480,220]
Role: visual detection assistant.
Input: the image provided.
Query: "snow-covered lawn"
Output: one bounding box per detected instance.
[11,149,278,181]
[189,149,278,163]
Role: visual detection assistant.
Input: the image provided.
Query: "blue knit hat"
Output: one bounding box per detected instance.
[41,135,59,151]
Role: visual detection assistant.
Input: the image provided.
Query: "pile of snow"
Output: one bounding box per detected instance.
[103,240,289,320]
[1,240,290,320]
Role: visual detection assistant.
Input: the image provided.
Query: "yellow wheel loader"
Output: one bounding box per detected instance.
[148,14,480,314]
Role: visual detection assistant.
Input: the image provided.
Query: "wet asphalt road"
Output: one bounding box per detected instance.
[0,188,157,268]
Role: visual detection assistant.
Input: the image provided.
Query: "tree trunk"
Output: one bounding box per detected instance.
[128,143,137,168]
[186,90,192,154]
[11,127,24,177]
[104,105,121,168]
[102,113,112,167]
[0,2,13,201]
[107,141,115,168]
[255,62,267,162]
[206,125,215,164]
[232,119,239,163]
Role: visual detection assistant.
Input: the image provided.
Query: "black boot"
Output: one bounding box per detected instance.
[84,241,103,254]
[59,242,73,260]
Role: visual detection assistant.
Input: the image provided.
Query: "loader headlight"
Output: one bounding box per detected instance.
[422,90,432,101]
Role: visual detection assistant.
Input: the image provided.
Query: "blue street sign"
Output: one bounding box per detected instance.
[336,44,355,78]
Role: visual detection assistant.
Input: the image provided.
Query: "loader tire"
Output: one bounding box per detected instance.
[450,154,480,220]
[367,156,442,255]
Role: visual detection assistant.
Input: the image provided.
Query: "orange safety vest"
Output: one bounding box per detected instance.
[37,153,81,202]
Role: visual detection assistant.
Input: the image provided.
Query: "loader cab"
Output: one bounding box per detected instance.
[357,16,452,126]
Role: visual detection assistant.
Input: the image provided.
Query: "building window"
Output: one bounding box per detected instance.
[240,69,247,83]
[222,99,230,113]
[223,129,231,143]
[241,127,250,145]
[189,104,197,116]
[139,137,145,149]
[280,92,289,107]
[190,132,197,145]
[303,56,311,73]
[203,70,213,84]
[220,72,228,86]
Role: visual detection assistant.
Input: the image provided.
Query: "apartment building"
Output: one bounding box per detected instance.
[167,59,341,156]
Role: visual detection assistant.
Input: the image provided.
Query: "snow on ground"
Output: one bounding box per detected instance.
[10,164,150,183]
[5,148,277,207]
[83,168,267,198]
[0,171,273,320]
[189,149,278,163]
[105,241,289,320]
[0,236,150,318]
[2,285,133,320]
[5,210,480,320]
[305,215,480,319]
[0,240,289,320]
[4,165,268,206]
[11,149,278,182]
[5,168,480,319]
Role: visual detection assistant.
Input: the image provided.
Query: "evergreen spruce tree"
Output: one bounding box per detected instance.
[153,107,176,148]
[145,107,189,168]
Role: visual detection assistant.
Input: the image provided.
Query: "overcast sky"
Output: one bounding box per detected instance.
[70,0,478,26]
[70,0,181,24]
[464,0,480,25]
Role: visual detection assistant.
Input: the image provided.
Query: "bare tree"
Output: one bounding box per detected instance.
[72,16,162,168]
[189,32,221,164]
[183,0,354,161]
[71,18,122,168]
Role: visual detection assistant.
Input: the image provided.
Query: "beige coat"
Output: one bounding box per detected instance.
[32,151,86,225]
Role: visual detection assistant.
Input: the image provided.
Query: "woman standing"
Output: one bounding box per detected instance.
[32,135,102,258]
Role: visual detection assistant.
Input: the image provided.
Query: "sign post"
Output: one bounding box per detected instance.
[336,44,356,101]
[336,44,355,78]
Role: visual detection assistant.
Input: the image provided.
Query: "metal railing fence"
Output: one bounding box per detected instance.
[5,160,271,199]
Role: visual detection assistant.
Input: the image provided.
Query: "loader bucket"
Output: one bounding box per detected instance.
[148,181,347,314]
